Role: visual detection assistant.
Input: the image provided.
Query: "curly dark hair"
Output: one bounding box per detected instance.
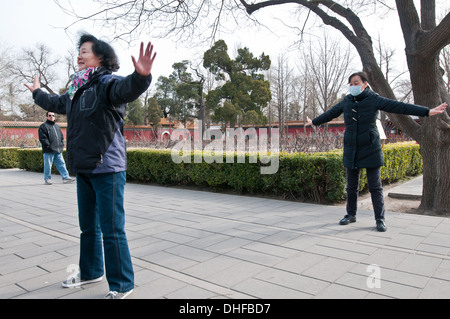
[78,33,120,72]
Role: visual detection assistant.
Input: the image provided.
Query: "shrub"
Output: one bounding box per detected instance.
[16,148,68,176]
[11,142,422,203]
[0,148,20,168]
[18,148,44,172]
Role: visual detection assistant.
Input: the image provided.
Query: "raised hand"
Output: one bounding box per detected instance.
[429,102,448,116]
[24,76,41,93]
[132,42,157,77]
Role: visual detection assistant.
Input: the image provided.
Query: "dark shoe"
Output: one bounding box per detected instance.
[376,219,387,232]
[339,215,356,225]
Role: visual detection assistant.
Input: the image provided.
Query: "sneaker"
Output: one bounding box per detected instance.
[104,290,134,299]
[62,272,103,288]
[376,219,387,232]
[63,177,75,184]
[45,179,52,185]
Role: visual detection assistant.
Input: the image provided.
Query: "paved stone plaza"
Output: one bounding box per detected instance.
[1,168,449,299]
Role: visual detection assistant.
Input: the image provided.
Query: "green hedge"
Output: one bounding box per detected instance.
[17,148,44,172]
[127,142,422,203]
[0,147,20,168]
[3,148,67,175]
[2,142,423,203]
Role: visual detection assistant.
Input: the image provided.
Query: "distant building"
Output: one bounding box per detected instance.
[0,118,413,146]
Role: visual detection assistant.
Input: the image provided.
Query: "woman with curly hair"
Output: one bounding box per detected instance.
[26,33,157,299]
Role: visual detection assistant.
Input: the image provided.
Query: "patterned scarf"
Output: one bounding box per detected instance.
[68,67,98,100]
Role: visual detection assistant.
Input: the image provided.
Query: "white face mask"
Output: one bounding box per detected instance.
[349,85,364,96]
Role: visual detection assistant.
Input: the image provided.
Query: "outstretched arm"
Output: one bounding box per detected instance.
[378,97,447,117]
[24,76,68,114]
[308,102,344,127]
[107,41,157,106]
[132,41,157,77]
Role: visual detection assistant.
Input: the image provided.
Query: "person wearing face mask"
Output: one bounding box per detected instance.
[306,71,447,232]
[25,33,157,299]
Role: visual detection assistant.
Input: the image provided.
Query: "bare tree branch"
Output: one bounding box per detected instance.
[55,0,252,48]
[11,44,59,95]
[419,12,450,57]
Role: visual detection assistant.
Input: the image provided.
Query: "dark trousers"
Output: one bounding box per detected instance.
[346,167,385,220]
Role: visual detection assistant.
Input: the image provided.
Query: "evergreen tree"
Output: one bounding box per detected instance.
[203,40,271,128]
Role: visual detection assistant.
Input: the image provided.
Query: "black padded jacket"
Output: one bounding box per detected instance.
[33,67,152,174]
[38,119,64,154]
[312,89,430,169]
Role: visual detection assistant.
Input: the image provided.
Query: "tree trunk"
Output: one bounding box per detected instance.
[407,54,448,213]
[396,0,450,214]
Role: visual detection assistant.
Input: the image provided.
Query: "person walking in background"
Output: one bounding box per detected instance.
[25,33,157,299]
[38,111,74,185]
[306,71,447,232]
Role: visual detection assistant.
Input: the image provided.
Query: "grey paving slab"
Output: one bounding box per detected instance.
[388,175,423,199]
[0,168,449,300]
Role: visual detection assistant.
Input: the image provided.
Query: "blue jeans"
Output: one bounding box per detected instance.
[346,167,385,220]
[76,171,134,293]
[43,153,70,180]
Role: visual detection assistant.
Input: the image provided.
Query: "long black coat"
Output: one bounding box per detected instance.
[312,89,430,169]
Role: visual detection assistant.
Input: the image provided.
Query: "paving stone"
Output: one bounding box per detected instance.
[1,169,449,300]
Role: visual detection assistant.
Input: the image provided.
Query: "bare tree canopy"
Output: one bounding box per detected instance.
[13,44,60,95]
[55,0,254,46]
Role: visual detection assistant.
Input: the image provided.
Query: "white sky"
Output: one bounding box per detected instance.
[1,0,448,91]
[1,0,309,79]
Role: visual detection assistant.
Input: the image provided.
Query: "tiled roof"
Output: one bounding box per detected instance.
[0,121,67,128]
[1,118,346,130]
